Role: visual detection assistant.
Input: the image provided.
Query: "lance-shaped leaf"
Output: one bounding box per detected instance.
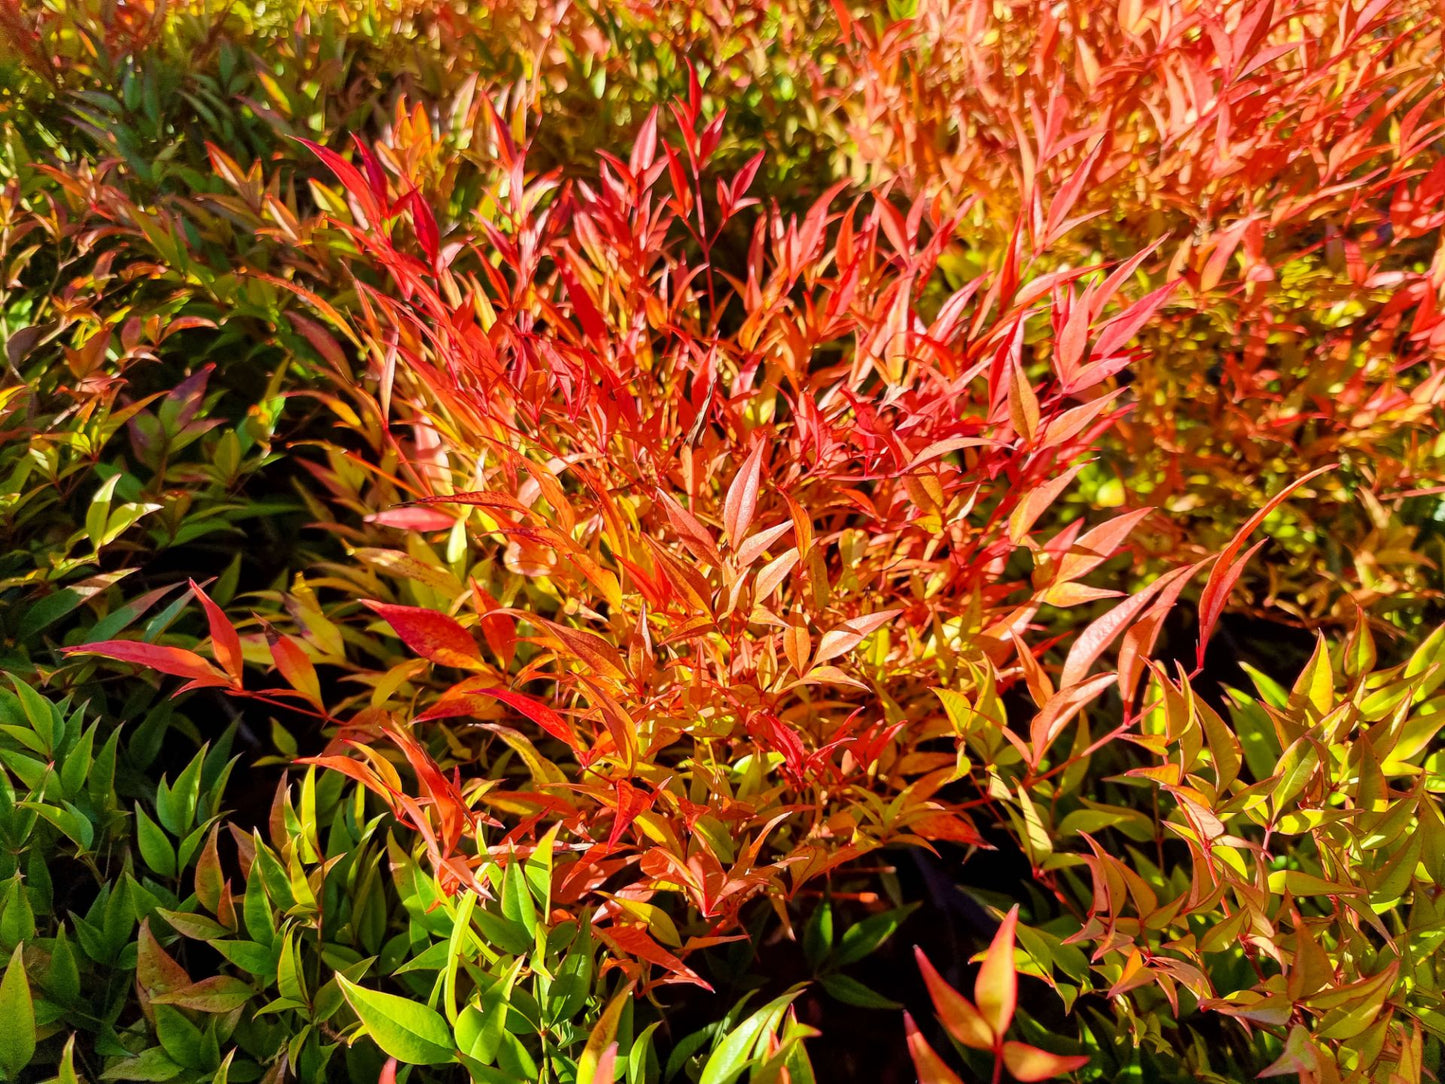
[976,905,1020,1039]
[914,947,994,1050]
[336,975,456,1065]
[1002,1041,1090,1081]
[1197,465,1333,668]
[723,443,765,548]
[364,601,484,670]
[190,579,243,686]
[814,609,902,666]
[62,640,231,691]
[904,1013,966,1084]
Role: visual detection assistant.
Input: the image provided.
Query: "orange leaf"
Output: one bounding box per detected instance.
[976,905,1019,1038]
[657,491,722,566]
[364,601,484,670]
[735,521,793,567]
[904,1012,966,1084]
[1002,1042,1089,1082]
[814,609,902,666]
[1007,356,1040,443]
[267,632,323,710]
[914,947,995,1050]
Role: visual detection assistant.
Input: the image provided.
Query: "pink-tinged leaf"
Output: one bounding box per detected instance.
[267,632,324,710]
[1052,508,1154,584]
[1042,391,1127,449]
[814,609,903,666]
[1089,283,1177,363]
[591,1043,618,1084]
[1197,466,1333,667]
[723,443,765,549]
[188,580,244,687]
[1061,565,1192,688]
[1054,296,1091,386]
[62,641,230,689]
[363,601,483,670]
[1002,1042,1090,1081]
[1118,567,1197,703]
[975,905,1019,1038]
[378,1057,399,1084]
[630,105,659,175]
[914,948,995,1050]
[365,507,457,531]
[656,491,722,566]
[1029,674,1116,763]
[904,1013,967,1084]
[736,521,793,568]
[753,548,799,606]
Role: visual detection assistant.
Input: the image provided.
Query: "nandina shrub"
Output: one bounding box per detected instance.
[820,0,1445,631]
[77,86,1268,1008]
[1039,620,1445,1083]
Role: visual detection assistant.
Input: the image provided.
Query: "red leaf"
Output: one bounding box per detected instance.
[424,684,581,753]
[63,641,230,689]
[597,925,712,990]
[1197,466,1333,667]
[1029,674,1116,764]
[736,521,793,568]
[351,136,388,206]
[814,609,903,666]
[189,580,243,686]
[657,491,722,566]
[404,190,440,266]
[295,137,383,227]
[363,601,484,670]
[1061,565,1193,688]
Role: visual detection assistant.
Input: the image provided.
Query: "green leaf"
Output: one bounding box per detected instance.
[57,1033,80,1084]
[0,944,36,1080]
[46,924,80,1005]
[833,903,918,967]
[152,1004,206,1070]
[135,805,176,879]
[336,974,456,1065]
[698,992,800,1084]
[0,879,34,953]
[501,859,537,940]
[803,899,832,970]
[818,972,902,1010]
[98,1046,185,1081]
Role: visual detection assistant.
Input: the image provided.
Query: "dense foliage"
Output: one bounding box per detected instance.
[1,1,1443,1082]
